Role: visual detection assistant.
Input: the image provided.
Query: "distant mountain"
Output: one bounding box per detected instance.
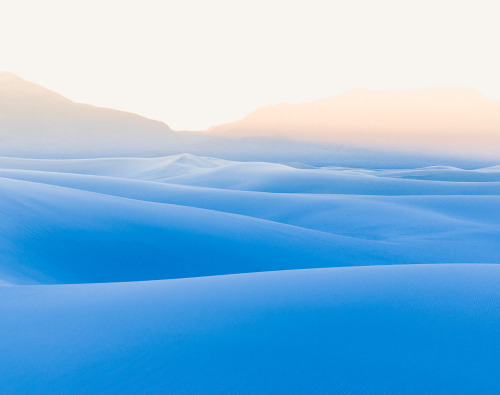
[208,85,500,158]
[0,73,494,167]
[0,72,178,157]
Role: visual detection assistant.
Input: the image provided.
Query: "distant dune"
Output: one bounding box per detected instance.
[209,85,500,157]
[3,153,500,284]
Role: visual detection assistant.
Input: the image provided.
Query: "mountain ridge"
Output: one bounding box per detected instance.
[0,72,178,157]
[0,72,496,166]
[208,84,500,156]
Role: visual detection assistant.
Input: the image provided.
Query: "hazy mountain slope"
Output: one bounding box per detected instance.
[1,264,499,393]
[209,85,500,158]
[0,73,494,167]
[0,72,179,156]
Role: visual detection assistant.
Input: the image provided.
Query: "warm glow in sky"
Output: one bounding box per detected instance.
[1,0,499,130]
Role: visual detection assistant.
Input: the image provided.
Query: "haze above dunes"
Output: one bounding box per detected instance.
[1,72,498,167]
[209,84,500,157]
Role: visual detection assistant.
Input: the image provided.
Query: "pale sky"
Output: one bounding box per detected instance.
[1,0,499,131]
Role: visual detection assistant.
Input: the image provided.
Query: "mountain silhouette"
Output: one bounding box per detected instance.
[209,85,500,157]
[0,72,177,157]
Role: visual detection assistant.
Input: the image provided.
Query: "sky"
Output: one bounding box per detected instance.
[1,0,499,131]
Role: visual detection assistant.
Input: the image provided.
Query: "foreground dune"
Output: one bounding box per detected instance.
[1,264,499,393]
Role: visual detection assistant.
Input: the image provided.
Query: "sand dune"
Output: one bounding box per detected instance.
[1,264,499,393]
[0,175,400,284]
[2,154,500,285]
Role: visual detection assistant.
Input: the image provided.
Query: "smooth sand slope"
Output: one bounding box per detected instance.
[2,155,500,284]
[1,154,500,393]
[1,265,499,393]
[0,175,402,284]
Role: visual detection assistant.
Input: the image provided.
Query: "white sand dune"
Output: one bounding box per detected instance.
[1,264,499,393]
[2,154,500,193]
[1,154,500,285]
[1,164,500,234]
[0,175,400,284]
